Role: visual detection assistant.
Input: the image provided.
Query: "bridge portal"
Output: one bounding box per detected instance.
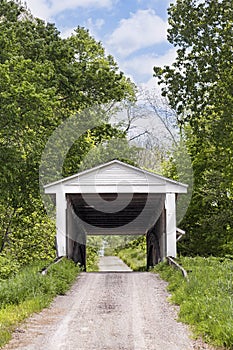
[44,160,188,269]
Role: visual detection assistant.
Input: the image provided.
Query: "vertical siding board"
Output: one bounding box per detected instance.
[74,164,164,186]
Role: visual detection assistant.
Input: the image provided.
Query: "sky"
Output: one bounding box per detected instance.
[24,0,176,89]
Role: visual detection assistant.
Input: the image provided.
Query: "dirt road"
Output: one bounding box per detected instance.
[98,256,132,271]
[4,257,196,350]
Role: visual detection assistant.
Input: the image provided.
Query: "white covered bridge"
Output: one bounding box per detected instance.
[44,160,188,270]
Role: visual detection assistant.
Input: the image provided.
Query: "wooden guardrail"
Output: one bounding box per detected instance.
[167,256,189,281]
[40,256,65,275]
[176,227,186,242]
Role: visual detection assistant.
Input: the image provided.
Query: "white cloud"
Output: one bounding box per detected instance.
[152,47,177,67]
[107,9,168,57]
[45,17,105,39]
[139,48,177,90]
[60,27,76,39]
[85,17,105,35]
[25,0,114,20]
[50,0,113,15]
[87,18,105,31]
[140,76,161,91]
[25,0,51,20]
[122,48,177,82]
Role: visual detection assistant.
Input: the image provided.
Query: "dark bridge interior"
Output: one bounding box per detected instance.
[66,193,166,271]
[67,193,165,235]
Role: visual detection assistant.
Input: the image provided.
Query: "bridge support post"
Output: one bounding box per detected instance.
[56,189,67,257]
[71,241,86,270]
[165,193,177,257]
[146,227,159,270]
[146,207,166,269]
[66,199,86,270]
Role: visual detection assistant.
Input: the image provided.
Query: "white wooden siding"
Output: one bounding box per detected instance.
[45,160,187,194]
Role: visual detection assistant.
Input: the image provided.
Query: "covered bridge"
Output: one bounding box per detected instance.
[44,160,188,269]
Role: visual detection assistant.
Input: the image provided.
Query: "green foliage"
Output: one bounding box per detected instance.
[0,206,56,278]
[0,256,20,280]
[0,0,135,264]
[154,257,233,348]
[86,245,99,272]
[117,236,146,271]
[154,0,233,256]
[101,235,141,257]
[0,258,80,347]
[154,0,232,125]
[62,124,129,177]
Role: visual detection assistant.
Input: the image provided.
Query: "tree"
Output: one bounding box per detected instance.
[0,0,135,265]
[154,0,233,256]
[110,89,181,173]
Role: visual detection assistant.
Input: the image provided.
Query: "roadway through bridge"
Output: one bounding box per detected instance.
[3,257,199,350]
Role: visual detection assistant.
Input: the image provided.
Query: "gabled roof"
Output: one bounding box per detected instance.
[44,159,188,194]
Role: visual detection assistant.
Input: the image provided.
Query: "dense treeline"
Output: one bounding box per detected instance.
[0,0,135,274]
[1,0,232,273]
[154,0,233,256]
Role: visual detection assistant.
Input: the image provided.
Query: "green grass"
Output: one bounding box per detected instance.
[118,248,146,271]
[154,257,233,349]
[117,236,146,271]
[0,258,80,348]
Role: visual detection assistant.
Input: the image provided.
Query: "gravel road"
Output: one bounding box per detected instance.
[98,256,132,272]
[3,257,211,350]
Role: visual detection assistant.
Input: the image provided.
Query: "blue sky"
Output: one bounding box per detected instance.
[25,0,176,87]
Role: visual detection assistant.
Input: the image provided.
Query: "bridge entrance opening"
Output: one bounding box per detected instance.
[66,192,166,270]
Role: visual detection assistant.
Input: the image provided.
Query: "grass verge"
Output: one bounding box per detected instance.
[117,236,146,271]
[154,257,233,349]
[0,258,80,348]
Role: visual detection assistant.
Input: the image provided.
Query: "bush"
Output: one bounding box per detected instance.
[0,256,20,280]
[86,245,99,271]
